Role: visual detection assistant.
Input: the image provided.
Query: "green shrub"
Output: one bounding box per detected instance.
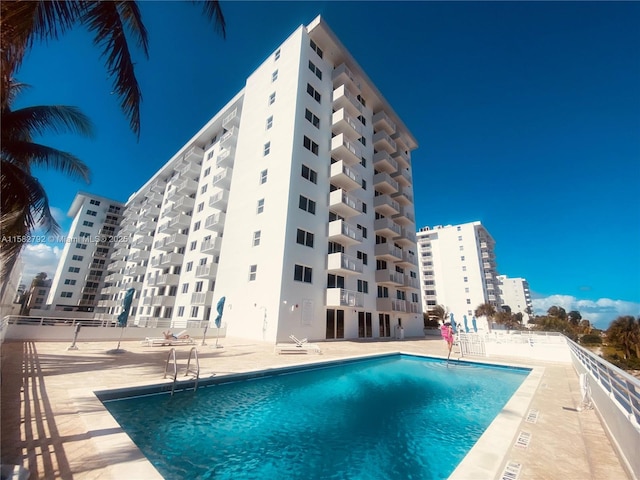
[580,334,602,345]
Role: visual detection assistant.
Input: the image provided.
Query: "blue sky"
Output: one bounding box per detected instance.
[14,1,640,327]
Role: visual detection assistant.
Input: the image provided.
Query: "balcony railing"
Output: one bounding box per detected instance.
[327,252,363,275]
[328,220,362,246]
[330,160,361,192]
[326,288,364,308]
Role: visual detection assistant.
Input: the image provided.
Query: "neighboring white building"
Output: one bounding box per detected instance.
[416,221,501,330]
[497,275,533,324]
[0,256,23,318]
[47,192,124,311]
[97,16,422,343]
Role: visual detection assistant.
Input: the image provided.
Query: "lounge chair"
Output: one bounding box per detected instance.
[141,330,195,347]
[275,335,322,354]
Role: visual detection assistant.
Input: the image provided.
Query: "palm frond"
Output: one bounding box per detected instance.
[115,1,149,57]
[2,104,95,140]
[82,1,147,138]
[1,141,91,183]
[195,0,227,38]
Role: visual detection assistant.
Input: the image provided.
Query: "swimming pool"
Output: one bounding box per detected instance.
[101,354,529,479]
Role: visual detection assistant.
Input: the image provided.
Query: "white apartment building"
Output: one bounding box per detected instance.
[97,16,422,343]
[417,221,501,330]
[497,275,533,323]
[47,192,124,311]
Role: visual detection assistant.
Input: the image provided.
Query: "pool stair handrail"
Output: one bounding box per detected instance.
[164,348,178,395]
[185,347,200,392]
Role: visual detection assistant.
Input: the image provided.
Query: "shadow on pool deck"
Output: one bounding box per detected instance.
[0,337,631,480]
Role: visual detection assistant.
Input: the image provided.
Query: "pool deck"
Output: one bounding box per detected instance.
[0,336,631,480]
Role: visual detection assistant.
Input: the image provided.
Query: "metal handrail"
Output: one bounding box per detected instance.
[185,347,200,392]
[163,348,178,396]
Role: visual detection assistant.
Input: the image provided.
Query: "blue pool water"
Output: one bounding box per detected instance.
[102,355,529,479]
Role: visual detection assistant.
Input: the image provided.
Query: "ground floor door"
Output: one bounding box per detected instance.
[358,312,373,338]
[379,313,391,338]
[326,309,345,339]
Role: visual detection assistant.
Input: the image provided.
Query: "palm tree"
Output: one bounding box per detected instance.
[1,0,226,137]
[607,316,640,360]
[429,304,449,325]
[475,303,496,331]
[1,81,93,280]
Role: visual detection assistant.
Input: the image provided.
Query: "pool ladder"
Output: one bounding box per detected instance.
[164,347,200,395]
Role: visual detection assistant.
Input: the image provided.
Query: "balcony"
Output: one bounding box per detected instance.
[373,150,398,174]
[191,291,214,306]
[329,189,363,218]
[138,219,157,233]
[332,64,361,93]
[158,213,191,235]
[332,84,364,117]
[376,298,407,313]
[119,223,136,235]
[220,127,238,147]
[110,248,127,260]
[392,186,413,206]
[374,242,402,262]
[142,296,176,307]
[374,217,401,237]
[328,220,362,247]
[104,273,123,283]
[155,232,187,251]
[396,250,417,267]
[183,145,204,163]
[204,212,226,231]
[330,133,362,166]
[149,273,179,286]
[407,302,420,314]
[395,228,417,247]
[201,236,222,255]
[393,149,410,169]
[326,288,364,308]
[128,250,149,262]
[164,196,195,217]
[212,167,233,190]
[174,177,198,196]
[401,275,420,290]
[144,191,163,204]
[372,110,396,136]
[373,172,399,195]
[393,205,415,226]
[131,236,153,249]
[150,252,184,268]
[148,178,166,194]
[373,131,396,154]
[141,204,160,218]
[327,252,363,275]
[124,265,146,277]
[195,263,218,279]
[330,161,361,192]
[222,108,240,129]
[332,108,364,140]
[392,168,412,187]
[373,195,400,217]
[375,269,404,286]
[208,190,229,211]
[178,160,200,178]
[108,260,127,271]
[216,149,233,168]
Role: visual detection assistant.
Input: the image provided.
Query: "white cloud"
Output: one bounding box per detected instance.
[532,294,640,329]
[19,243,62,283]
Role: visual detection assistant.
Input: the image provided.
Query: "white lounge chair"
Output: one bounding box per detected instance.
[141,330,194,347]
[275,335,322,354]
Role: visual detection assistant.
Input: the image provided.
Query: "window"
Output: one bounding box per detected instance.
[207,151,214,160]
[306,83,321,103]
[75,243,87,250]
[361,179,367,190]
[294,264,312,283]
[201,184,208,194]
[64,279,76,285]
[195,281,203,293]
[357,224,367,239]
[303,136,319,155]
[268,92,276,105]
[458,235,463,241]
[197,202,204,212]
[190,241,197,251]
[457,226,461,231]
[298,195,316,214]
[308,60,322,80]
[466,299,471,305]
[266,115,273,130]
[257,198,265,214]
[61,292,73,298]
[263,142,271,156]
[177,306,185,317]
[72,255,83,261]
[465,287,469,293]
[182,283,189,294]
[90,199,101,206]
[377,286,389,298]
[357,115,366,126]
[296,228,314,247]
[357,251,368,265]
[190,306,199,318]
[272,70,278,82]
[79,231,90,238]
[253,231,261,246]
[459,245,464,251]
[310,39,323,58]
[357,279,369,294]
[86,209,97,216]
[249,264,257,281]
[186,261,193,272]
[204,167,211,177]
[260,169,268,184]
[464,276,468,283]
[359,136,366,146]
[304,108,320,128]
[462,266,467,272]
[460,256,465,261]
[82,220,94,227]
[193,221,201,232]
[301,164,317,183]
[68,267,80,273]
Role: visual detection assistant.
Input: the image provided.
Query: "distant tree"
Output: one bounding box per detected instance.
[547,306,567,321]
[606,316,640,360]
[579,319,592,335]
[422,313,439,328]
[429,304,449,324]
[534,315,577,340]
[502,305,512,314]
[568,310,582,326]
[475,303,496,331]
[513,312,524,326]
[580,334,602,345]
[31,272,47,287]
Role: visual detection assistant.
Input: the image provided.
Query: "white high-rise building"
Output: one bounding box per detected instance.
[497,275,533,323]
[97,16,422,342]
[416,221,501,330]
[47,192,124,311]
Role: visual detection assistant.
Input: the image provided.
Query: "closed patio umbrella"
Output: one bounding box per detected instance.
[107,288,135,354]
[463,315,470,333]
[450,313,457,334]
[214,296,225,348]
[472,316,478,333]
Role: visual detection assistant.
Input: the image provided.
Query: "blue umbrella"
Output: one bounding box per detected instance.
[450,313,457,334]
[472,316,478,332]
[214,296,225,348]
[463,315,470,333]
[108,288,135,354]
